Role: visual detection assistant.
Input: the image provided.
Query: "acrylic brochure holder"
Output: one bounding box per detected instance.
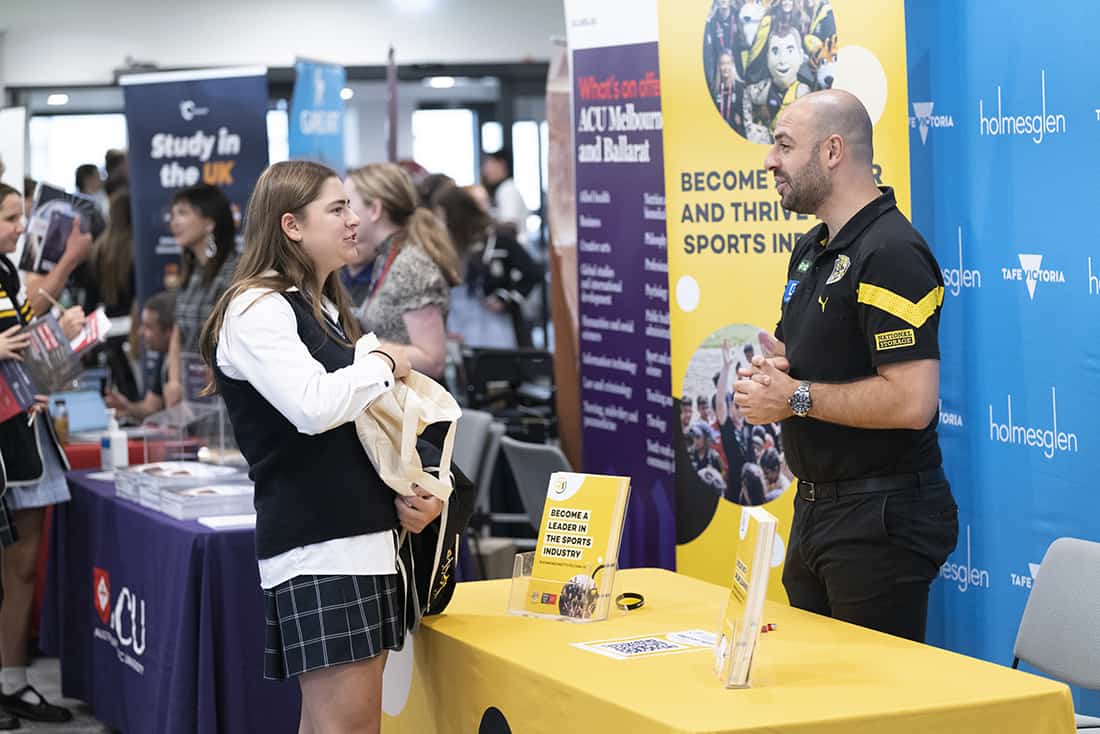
[505,472,631,623]
[508,551,618,623]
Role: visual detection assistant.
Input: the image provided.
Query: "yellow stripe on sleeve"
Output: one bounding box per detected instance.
[856,283,944,329]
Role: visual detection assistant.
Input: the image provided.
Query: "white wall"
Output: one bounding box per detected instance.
[344,79,500,166]
[0,0,565,86]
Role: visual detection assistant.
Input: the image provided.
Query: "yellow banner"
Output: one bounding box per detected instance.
[658,0,912,598]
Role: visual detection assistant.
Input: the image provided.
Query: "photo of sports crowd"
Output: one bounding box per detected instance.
[703,0,839,143]
[680,324,794,506]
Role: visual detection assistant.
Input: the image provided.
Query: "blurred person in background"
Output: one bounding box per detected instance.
[104,149,128,196]
[74,163,108,218]
[345,163,460,380]
[84,189,139,400]
[164,184,239,406]
[415,173,455,209]
[481,148,530,248]
[432,185,542,349]
[106,291,175,421]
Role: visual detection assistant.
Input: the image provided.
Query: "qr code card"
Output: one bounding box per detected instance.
[572,633,707,660]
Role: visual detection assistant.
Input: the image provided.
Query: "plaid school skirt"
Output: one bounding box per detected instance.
[263,574,404,680]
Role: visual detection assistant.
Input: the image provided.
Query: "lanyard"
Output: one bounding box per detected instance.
[367,243,401,303]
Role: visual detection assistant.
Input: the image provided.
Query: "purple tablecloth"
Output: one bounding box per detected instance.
[40,471,300,733]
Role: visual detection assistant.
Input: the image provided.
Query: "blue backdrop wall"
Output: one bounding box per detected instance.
[906,0,1100,715]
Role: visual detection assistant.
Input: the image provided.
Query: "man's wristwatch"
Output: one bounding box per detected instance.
[789,381,812,417]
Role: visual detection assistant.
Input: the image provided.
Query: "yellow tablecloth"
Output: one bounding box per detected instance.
[383,568,1073,733]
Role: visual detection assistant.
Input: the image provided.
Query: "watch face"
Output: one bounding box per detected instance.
[790,387,811,416]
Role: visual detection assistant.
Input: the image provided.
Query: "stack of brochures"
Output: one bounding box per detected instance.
[159,483,255,520]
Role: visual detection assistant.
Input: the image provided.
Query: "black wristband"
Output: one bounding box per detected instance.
[370,350,396,373]
[615,592,645,611]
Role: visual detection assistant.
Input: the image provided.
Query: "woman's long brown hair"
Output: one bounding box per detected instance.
[199,161,361,391]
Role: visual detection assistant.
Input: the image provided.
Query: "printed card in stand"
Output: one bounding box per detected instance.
[520,472,630,621]
[715,505,777,688]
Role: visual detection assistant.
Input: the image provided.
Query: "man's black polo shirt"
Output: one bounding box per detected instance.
[775,187,943,483]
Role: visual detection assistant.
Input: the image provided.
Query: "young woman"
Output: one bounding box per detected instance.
[0,182,90,726]
[345,163,461,380]
[165,184,239,406]
[432,185,543,349]
[199,161,441,734]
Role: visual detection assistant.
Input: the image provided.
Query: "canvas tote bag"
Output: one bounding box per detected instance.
[354,334,462,499]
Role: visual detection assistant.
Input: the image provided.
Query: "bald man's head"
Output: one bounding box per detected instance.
[764,90,877,215]
[791,89,874,165]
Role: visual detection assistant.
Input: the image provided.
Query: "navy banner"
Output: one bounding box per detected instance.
[288,59,346,172]
[906,0,1100,716]
[121,67,269,305]
[566,1,675,569]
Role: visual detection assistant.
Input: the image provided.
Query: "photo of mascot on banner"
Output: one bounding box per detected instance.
[703,0,838,143]
[680,324,793,506]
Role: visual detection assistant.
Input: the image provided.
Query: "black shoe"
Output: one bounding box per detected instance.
[0,709,17,731]
[0,684,73,723]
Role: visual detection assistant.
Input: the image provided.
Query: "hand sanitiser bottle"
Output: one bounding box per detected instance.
[100,409,129,471]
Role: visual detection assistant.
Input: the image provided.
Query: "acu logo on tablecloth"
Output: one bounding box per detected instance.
[92,566,148,674]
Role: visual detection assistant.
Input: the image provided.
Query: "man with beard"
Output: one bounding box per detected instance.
[733,90,957,643]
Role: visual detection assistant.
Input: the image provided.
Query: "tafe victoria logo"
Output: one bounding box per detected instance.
[93,567,147,675]
[910,101,955,144]
[1002,254,1065,300]
[940,525,990,593]
[1011,562,1042,590]
[942,226,981,295]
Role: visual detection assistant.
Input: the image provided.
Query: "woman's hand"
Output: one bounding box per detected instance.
[376,343,412,380]
[105,389,135,416]
[395,486,443,534]
[163,380,184,407]
[58,306,86,341]
[0,325,29,361]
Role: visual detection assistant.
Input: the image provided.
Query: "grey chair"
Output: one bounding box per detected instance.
[452,409,494,500]
[1012,537,1100,731]
[498,435,573,533]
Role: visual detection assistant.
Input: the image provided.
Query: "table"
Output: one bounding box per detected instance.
[382,569,1074,734]
[40,471,300,734]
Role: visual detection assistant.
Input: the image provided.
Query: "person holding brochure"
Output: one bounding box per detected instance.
[0,182,82,725]
[734,91,957,643]
[199,161,441,734]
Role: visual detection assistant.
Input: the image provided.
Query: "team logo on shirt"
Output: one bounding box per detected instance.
[874,328,916,351]
[825,254,850,284]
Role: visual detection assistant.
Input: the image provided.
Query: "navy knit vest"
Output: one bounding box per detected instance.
[214,291,398,559]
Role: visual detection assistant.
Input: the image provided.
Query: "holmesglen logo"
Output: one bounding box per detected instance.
[910,101,955,144]
[942,226,981,296]
[979,69,1066,144]
[989,386,1078,459]
[940,525,990,593]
